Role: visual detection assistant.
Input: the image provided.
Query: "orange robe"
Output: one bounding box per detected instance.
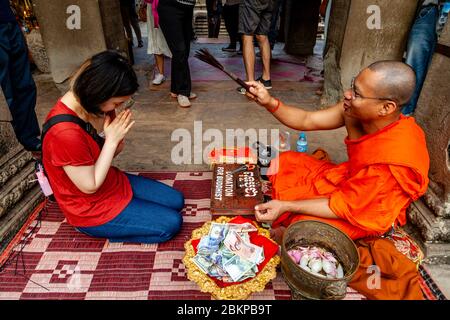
[349,238,424,300]
[269,116,430,240]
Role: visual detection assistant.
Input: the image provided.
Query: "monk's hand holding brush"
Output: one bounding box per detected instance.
[246,81,279,111]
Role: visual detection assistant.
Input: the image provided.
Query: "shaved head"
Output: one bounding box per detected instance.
[366,61,416,109]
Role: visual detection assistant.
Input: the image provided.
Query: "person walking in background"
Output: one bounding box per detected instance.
[222,0,242,53]
[320,0,332,44]
[120,0,144,48]
[206,0,222,38]
[402,0,440,116]
[238,0,274,94]
[0,0,41,153]
[267,0,285,50]
[158,0,197,108]
[143,0,172,85]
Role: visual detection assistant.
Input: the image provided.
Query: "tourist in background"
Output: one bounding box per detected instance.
[402,0,440,115]
[120,0,144,48]
[267,0,285,50]
[143,0,172,85]
[0,0,41,153]
[206,0,222,38]
[238,0,274,93]
[158,0,197,108]
[222,0,242,53]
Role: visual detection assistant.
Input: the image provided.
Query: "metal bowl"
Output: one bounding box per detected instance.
[280,220,360,300]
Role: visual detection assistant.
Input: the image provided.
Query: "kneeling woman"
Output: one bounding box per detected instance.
[42,50,184,243]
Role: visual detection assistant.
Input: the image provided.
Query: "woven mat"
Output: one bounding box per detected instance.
[0,172,444,300]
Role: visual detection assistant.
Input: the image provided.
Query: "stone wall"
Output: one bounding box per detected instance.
[322,0,418,105]
[0,96,43,252]
[409,20,450,253]
[98,0,129,55]
[33,0,128,85]
[284,0,321,56]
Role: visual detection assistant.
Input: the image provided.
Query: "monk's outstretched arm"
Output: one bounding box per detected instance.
[246,81,346,131]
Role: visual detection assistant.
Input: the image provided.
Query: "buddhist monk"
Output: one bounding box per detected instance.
[246,61,430,243]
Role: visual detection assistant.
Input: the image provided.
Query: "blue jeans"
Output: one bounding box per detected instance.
[77,174,184,244]
[0,22,41,151]
[403,5,439,115]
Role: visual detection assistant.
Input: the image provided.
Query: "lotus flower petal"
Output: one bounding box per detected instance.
[308,258,323,273]
[299,254,310,268]
[300,265,311,273]
[322,259,336,274]
[288,249,303,264]
[323,252,337,263]
[336,264,344,279]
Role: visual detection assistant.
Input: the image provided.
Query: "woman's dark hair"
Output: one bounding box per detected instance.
[71,50,139,115]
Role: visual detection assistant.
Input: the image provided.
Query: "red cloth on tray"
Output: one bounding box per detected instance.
[191,216,279,288]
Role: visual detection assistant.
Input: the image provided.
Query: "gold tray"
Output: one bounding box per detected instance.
[182,216,280,300]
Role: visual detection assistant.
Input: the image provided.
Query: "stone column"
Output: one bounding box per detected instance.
[284,0,321,56]
[0,96,43,252]
[322,0,418,106]
[408,21,450,259]
[32,0,128,85]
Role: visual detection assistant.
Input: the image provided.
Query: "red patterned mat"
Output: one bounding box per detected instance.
[0,172,444,300]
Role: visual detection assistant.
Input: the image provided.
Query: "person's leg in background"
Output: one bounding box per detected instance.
[255,34,271,82]
[323,0,332,46]
[403,5,439,116]
[242,34,256,82]
[239,1,259,84]
[120,0,133,45]
[206,0,222,38]
[0,22,41,152]
[158,1,193,106]
[267,0,284,50]
[181,2,194,96]
[231,3,242,51]
[234,5,243,53]
[255,1,273,87]
[222,4,238,51]
[129,0,143,47]
[152,54,166,85]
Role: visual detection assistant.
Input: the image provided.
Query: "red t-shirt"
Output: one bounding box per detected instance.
[42,100,133,227]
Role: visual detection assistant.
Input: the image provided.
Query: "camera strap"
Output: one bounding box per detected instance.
[35,114,106,198]
[41,114,105,149]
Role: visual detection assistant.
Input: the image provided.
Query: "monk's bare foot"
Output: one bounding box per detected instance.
[270,226,286,246]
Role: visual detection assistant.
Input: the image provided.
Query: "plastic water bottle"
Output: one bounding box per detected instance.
[296,132,308,153]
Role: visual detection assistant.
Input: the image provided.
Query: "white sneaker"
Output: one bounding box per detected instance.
[170,92,197,99]
[177,95,191,108]
[152,73,166,85]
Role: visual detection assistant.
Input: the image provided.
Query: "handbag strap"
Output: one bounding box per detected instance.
[41,114,105,149]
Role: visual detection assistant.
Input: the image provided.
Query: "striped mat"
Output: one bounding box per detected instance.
[0,172,445,300]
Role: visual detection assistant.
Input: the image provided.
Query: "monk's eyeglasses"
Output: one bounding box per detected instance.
[350,77,396,103]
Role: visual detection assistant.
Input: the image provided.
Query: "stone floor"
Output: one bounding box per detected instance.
[27,36,449,298]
